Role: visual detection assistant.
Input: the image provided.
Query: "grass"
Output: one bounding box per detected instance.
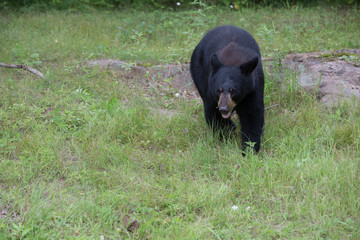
[1,4,360,239]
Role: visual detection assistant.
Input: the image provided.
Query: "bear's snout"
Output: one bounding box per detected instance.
[218,93,236,119]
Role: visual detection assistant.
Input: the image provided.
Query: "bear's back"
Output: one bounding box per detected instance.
[198,25,261,67]
[217,42,256,66]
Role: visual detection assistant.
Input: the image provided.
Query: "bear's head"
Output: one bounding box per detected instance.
[209,53,259,119]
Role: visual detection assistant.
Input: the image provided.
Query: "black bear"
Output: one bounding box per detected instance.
[190,25,264,153]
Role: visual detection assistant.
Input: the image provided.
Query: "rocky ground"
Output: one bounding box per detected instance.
[267,49,360,106]
[87,49,360,107]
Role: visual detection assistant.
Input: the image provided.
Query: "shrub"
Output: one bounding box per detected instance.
[0,0,357,10]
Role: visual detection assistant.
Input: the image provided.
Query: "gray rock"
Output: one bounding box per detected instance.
[266,49,360,106]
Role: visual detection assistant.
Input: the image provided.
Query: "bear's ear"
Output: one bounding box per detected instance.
[210,53,222,71]
[240,56,258,75]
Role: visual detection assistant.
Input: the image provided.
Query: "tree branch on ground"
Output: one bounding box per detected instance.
[0,62,45,79]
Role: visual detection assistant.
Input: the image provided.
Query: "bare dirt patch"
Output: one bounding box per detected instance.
[87,49,360,107]
[87,59,194,91]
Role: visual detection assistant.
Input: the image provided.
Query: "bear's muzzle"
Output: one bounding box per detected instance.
[218,93,236,119]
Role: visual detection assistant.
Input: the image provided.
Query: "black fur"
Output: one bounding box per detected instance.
[190,25,264,153]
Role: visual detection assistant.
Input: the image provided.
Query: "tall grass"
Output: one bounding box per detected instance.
[0,6,360,239]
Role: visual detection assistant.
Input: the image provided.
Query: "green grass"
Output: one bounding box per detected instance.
[1,5,360,239]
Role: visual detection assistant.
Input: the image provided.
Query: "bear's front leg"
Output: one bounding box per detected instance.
[237,100,264,153]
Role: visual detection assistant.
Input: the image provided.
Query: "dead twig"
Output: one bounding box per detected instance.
[0,62,45,79]
[265,104,279,110]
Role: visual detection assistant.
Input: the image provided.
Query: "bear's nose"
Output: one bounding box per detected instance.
[219,106,229,114]
[219,106,232,119]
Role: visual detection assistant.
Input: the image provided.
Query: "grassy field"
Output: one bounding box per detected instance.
[1,5,360,239]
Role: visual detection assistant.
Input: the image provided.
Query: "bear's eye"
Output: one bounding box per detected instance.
[229,88,233,93]
[218,88,223,93]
